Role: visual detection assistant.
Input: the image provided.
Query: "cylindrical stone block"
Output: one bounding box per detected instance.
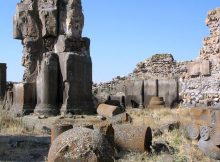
[113,124,152,152]
[97,104,123,118]
[51,124,73,142]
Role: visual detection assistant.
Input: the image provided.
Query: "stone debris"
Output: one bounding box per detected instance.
[185,108,220,159]
[97,104,124,118]
[133,54,187,79]
[48,127,115,162]
[1,1,220,161]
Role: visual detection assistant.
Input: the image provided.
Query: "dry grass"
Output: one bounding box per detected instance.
[0,108,216,161]
[0,110,33,135]
[127,107,180,128]
[118,108,214,162]
[117,129,213,162]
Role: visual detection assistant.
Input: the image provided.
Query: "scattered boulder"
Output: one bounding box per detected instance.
[48,127,115,162]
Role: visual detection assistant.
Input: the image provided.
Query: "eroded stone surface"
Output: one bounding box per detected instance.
[11,0,94,116]
[48,127,114,162]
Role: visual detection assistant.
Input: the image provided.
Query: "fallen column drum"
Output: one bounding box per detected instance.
[113,124,152,152]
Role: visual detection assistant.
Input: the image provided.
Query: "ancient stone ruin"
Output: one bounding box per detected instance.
[180,8,220,108]
[93,8,220,110]
[0,0,220,161]
[93,54,181,109]
[2,0,94,116]
[92,7,220,160]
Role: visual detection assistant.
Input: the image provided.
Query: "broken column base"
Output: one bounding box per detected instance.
[11,105,35,116]
[34,105,59,116]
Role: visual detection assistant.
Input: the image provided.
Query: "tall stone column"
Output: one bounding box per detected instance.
[35,53,59,116]
[14,0,94,116]
[0,63,6,100]
[58,51,93,115]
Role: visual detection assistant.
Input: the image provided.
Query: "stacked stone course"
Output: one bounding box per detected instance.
[3,0,94,116]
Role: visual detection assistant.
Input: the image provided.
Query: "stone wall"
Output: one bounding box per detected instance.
[94,7,220,109]
[93,78,179,108]
[131,54,188,80]
[180,7,220,108]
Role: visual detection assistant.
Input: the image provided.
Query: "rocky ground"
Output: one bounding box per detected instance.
[0,108,218,162]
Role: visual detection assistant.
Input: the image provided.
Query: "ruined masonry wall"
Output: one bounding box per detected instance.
[180,8,220,108]
[93,7,220,109]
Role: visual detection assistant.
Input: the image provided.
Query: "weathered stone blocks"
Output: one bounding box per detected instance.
[200,60,210,76]
[188,61,211,77]
[48,127,114,162]
[59,52,93,114]
[58,0,84,39]
[11,82,36,116]
[12,0,94,116]
[13,1,39,40]
[125,80,144,108]
[158,79,178,107]
[39,9,58,38]
[188,61,200,76]
[144,79,158,107]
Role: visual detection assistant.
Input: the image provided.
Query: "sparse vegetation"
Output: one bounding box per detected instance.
[117,108,214,162]
[0,110,31,135]
[0,108,216,161]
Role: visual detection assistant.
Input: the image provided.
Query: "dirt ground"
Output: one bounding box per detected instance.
[0,108,218,162]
